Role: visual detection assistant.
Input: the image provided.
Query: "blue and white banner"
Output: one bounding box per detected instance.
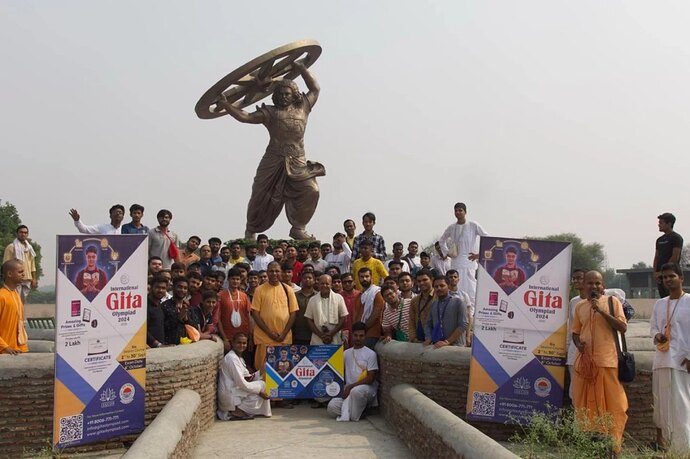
[53,235,147,447]
[467,237,571,424]
[265,344,344,399]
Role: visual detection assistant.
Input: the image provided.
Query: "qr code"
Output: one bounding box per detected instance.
[471,392,496,417]
[59,414,83,443]
[269,388,278,397]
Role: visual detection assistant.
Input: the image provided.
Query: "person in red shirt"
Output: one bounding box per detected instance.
[217,268,253,355]
[492,247,526,293]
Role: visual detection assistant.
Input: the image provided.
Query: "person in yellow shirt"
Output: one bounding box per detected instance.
[351,241,388,291]
[0,260,29,354]
[251,261,299,373]
[572,270,628,454]
[2,225,37,302]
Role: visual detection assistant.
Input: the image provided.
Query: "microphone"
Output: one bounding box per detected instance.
[590,290,600,300]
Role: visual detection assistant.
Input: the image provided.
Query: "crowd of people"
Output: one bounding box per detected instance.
[0,204,688,454]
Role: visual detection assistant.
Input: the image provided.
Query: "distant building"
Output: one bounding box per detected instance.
[616,267,690,298]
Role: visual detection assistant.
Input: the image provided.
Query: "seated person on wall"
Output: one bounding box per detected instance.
[327,322,378,422]
[424,275,468,348]
[217,333,271,421]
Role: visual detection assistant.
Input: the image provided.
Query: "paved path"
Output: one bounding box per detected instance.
[192,404,413,459]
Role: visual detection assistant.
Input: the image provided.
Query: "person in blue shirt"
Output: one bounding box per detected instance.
[121,204,149,234]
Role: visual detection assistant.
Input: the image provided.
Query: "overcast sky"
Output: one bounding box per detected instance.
[3,1,690,284]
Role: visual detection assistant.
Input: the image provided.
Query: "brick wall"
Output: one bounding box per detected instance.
[0,340,223,458]
[385,384,519,459]
[386,391,462,459]
[376,342,655,443]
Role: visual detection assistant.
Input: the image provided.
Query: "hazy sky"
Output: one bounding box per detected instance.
[3,1,690,284]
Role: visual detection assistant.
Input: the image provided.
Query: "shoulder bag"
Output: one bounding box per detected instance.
[608,297,635,382]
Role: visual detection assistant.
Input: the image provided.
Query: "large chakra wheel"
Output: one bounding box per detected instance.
[195,39,322,120]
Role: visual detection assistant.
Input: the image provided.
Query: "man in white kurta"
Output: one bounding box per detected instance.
[650,263,690,453]
[438,202,487,301]
[217,335,272,419]
[304,274,348,345]
[327,322,378,421]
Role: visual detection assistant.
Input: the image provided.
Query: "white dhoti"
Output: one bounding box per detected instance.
[217,350,272,418]
[456,267,477,301]
[327,385,377,422]
[653,368,690,453]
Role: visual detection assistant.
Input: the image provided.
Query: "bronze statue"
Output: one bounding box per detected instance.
[196,40,325,240]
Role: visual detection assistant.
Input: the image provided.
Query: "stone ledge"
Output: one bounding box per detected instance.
[389,384,519,459]
[375,323,655,372]
[122,389,201,459]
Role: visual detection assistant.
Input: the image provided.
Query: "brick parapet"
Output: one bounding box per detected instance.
[0,339,222,458]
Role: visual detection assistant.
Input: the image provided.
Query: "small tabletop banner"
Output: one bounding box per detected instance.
[265,344,344,399]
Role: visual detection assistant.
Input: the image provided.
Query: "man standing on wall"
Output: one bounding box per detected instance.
[69,205,124,234]
[653,212,683,298]
[148,209,180,269]
[438,202,488,302]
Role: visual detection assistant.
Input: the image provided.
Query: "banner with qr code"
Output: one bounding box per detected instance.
[467,237,571,424]
[53,235,148,447]
[264,344,344,399]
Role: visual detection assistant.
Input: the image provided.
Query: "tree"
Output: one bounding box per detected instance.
[526,233,605,272]
[631,261,650,269]
[0,200,43,281]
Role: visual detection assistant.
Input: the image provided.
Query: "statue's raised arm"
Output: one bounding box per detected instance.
[294,61,319,108]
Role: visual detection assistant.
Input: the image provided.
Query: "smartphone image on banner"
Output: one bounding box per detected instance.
[82,308,91,322]
[71,300,81,317]
[489,291,499,306]
[499,300,508,313]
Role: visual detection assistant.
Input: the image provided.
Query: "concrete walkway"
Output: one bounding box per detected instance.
[192,404,413,459]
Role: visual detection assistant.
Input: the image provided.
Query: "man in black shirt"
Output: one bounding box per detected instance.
[147,276,169,348]
[653,212,683,298]
[162,277,190,345]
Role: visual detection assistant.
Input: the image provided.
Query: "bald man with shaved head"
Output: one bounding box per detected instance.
[304,274,348,345]
[0,260,29,354]
[571,270,628,454]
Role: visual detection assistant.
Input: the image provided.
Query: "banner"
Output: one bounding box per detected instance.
[53,235,148,448]
[467,237,571,424]
[265,344,344,399]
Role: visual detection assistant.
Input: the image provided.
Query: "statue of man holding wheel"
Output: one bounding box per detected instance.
[216,61,325,241]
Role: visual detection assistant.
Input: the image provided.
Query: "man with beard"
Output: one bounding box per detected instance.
[148,209,180,269]
[353,268,385,350]
[293,271,317,346]
[162,277,191,345]
[327,322,379,421]
[147,275,169,348]
[180,236,201,267]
